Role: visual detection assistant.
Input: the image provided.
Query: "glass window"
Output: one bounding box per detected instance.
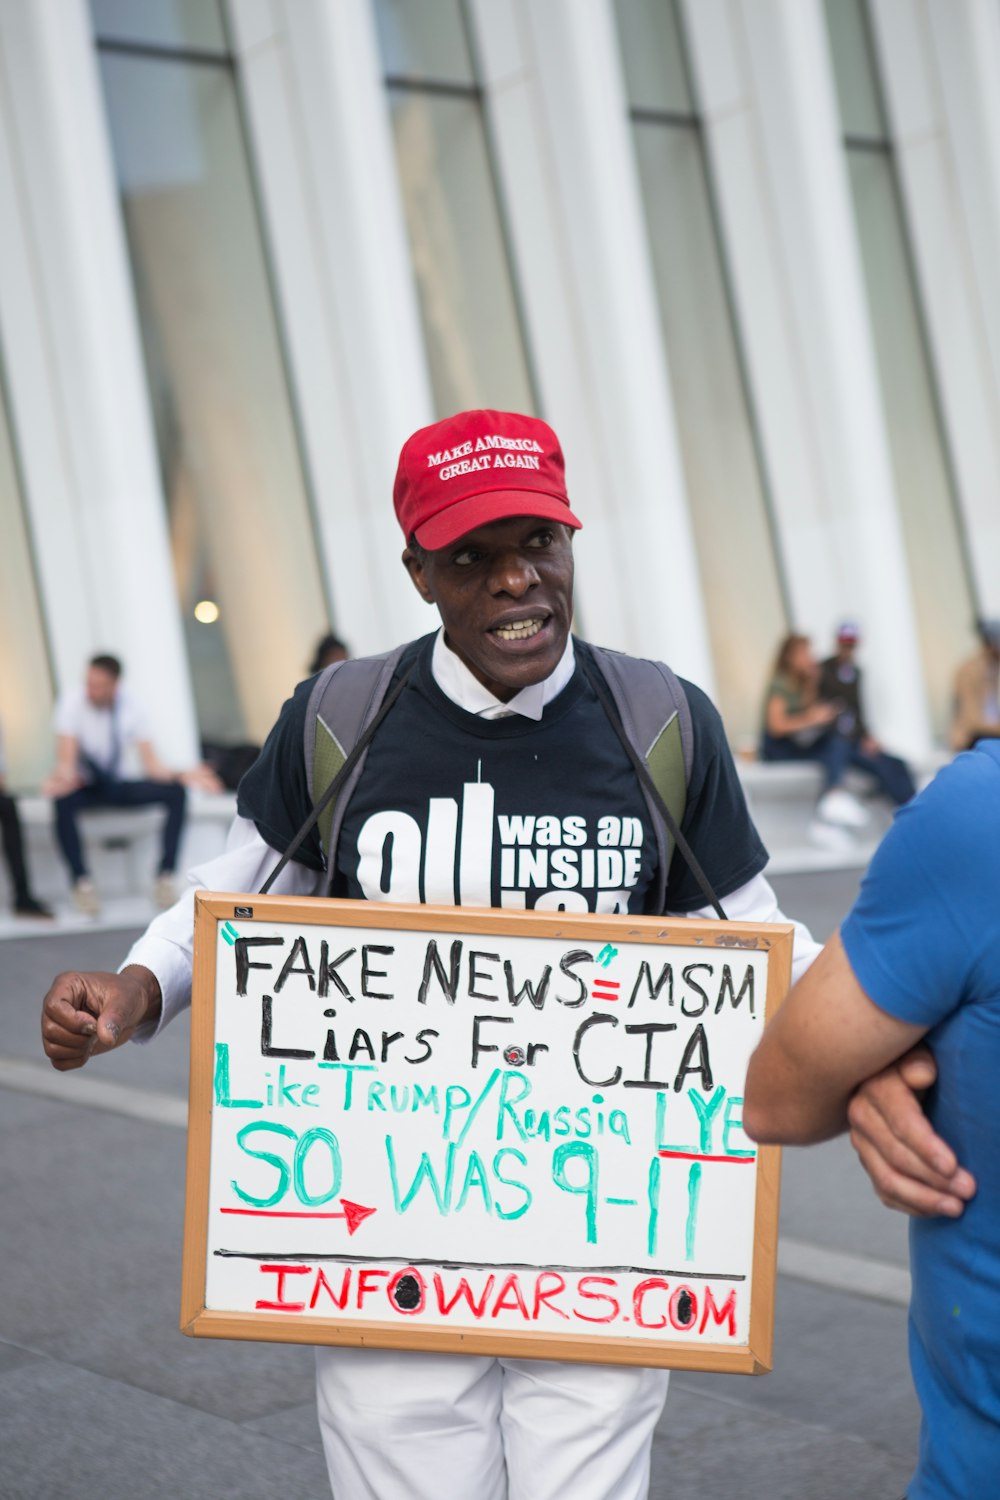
[615,0,787,747]
[824,0,974,739]
[375,0,535,417]
[91,0,227,55]
[374,0,475,86]
[95,33,330,748]
[0,369,53,789]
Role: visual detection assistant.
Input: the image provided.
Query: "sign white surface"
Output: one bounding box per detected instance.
[184,898,789,1372]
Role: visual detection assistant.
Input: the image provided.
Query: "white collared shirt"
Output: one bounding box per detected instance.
[430,628,575,721]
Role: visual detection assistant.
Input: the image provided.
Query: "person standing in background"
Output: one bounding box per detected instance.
[44,654,189,916]
[0,717,52,919]
[818,621,916,807]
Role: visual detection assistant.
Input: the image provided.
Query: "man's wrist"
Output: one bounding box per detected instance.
[119,964,163,1025]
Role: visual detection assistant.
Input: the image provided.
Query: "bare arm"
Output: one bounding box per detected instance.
[744,931,927,1144]
[848,1049,975,1217]
[136,738,176,783]
[43,733,84,795]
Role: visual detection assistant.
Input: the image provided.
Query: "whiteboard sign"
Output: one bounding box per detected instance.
[182,896,791,1373]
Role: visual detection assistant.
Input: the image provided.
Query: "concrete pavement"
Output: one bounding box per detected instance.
[0,871,918,1498]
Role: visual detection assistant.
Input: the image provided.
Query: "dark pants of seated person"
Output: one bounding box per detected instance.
[53,780,187,881]
[760,732,916,805]
[0,792,37,906]
[760,728,852,791]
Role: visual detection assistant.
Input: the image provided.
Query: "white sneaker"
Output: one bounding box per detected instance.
[154,873,177,910]
[808,817,856,853]
[816,787,869,829]
[72,878,101,917]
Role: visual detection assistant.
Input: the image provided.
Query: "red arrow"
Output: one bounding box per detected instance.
[220,1197,377,1234]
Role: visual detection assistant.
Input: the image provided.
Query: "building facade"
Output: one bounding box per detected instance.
[1,0,997,789]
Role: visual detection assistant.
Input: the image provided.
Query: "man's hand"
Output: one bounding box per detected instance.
[41,966,162,1072]
[848,1046,976,1217]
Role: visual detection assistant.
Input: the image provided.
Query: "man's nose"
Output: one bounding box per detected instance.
[489,553,540,596]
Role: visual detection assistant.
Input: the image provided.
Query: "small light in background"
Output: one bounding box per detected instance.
[194,599,220,624]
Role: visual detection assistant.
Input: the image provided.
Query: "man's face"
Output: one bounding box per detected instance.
[403,516,575,702]
[85,667,118,708]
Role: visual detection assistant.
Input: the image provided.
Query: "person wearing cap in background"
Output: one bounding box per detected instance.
[950,618,1000,753]
[40,407,861,1500]
[818,622,916,808]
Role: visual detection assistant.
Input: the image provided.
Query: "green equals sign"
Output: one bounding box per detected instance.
[221,922,239,946]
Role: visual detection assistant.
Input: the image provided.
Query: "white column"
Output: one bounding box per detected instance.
[226,0,434,653]
[869,0,1000,617]
[467,0,716,694]
[0,0,198,765]
[682,0,931,754]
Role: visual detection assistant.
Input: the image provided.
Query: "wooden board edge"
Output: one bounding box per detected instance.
[179,896,220,1333]
[181,1309,760,1372]
[190,892,794,953]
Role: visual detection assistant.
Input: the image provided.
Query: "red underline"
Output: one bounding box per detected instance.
[657,1151,756,1164]
[220,1208,348,1218]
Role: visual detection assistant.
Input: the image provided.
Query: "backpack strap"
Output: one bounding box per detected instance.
[305,644,411,885]
[581,641,724,918]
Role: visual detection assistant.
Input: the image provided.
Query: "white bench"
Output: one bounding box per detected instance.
[736,754,948,874]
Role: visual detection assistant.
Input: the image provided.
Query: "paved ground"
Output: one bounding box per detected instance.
[0,869,919,1499]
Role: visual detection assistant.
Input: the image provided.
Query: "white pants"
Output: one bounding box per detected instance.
[315,1348,670,1500]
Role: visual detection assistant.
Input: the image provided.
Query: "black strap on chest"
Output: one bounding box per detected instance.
[579,656,727,920]
[257,665,416,896]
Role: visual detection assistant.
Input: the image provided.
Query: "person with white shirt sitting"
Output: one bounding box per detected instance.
[44,653,191,915]
[40,409,842,1500]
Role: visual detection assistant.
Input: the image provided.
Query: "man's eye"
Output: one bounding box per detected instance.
[526,530,554,548]
[452,548,481,566]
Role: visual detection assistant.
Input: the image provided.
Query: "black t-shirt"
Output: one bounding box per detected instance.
[237,635,767,914]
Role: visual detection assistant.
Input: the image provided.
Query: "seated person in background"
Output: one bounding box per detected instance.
[0,718,52,918]
[818,622,916,807]
[44,653,194,916]
[760,633,868,828]
[951,618,1000,752]
[308,632,350,675]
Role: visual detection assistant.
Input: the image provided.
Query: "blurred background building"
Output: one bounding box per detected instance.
[1,0,998,789]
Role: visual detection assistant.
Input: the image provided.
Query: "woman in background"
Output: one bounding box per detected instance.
[760,633,867,829]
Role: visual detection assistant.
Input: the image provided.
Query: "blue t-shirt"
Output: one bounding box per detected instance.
[841,741,1000,1499]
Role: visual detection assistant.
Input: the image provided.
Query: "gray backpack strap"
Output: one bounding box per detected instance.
[586,643,693,915]
[304,644,409,881]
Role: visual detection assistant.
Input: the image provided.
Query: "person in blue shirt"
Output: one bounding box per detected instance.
[743,741,998,1498]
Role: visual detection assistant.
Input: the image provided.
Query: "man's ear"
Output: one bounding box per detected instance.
[402,546,435,605]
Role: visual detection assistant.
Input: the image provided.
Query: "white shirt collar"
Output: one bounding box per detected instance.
[431,628,576,720]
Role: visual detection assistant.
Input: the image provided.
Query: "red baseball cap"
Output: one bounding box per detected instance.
[393,409,583,550]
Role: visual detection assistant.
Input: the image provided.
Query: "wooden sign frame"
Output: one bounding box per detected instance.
[182,893,791,1374]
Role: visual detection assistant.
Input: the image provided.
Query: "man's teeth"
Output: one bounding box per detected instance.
[491,618,545,641]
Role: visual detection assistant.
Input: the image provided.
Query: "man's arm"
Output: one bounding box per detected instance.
[744,931,927,1144]
[848,1050,975,1217]
[745,932,977,1215]
[43,732,84,795]
[135,737,177,783]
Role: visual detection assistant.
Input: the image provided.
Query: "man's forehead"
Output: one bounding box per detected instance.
[442,515,572,549]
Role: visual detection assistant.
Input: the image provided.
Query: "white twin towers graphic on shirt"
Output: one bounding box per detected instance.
[355,764,644,914]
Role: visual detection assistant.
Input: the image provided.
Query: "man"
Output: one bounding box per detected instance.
[743,741,997,1497]
[950,618,1000,752]
[45,653,189,914]
[42,410,820,1500]
[818,621,916,807]
[0,717,52,918]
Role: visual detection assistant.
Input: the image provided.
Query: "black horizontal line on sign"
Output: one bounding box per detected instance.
[213,1249,746,1281]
